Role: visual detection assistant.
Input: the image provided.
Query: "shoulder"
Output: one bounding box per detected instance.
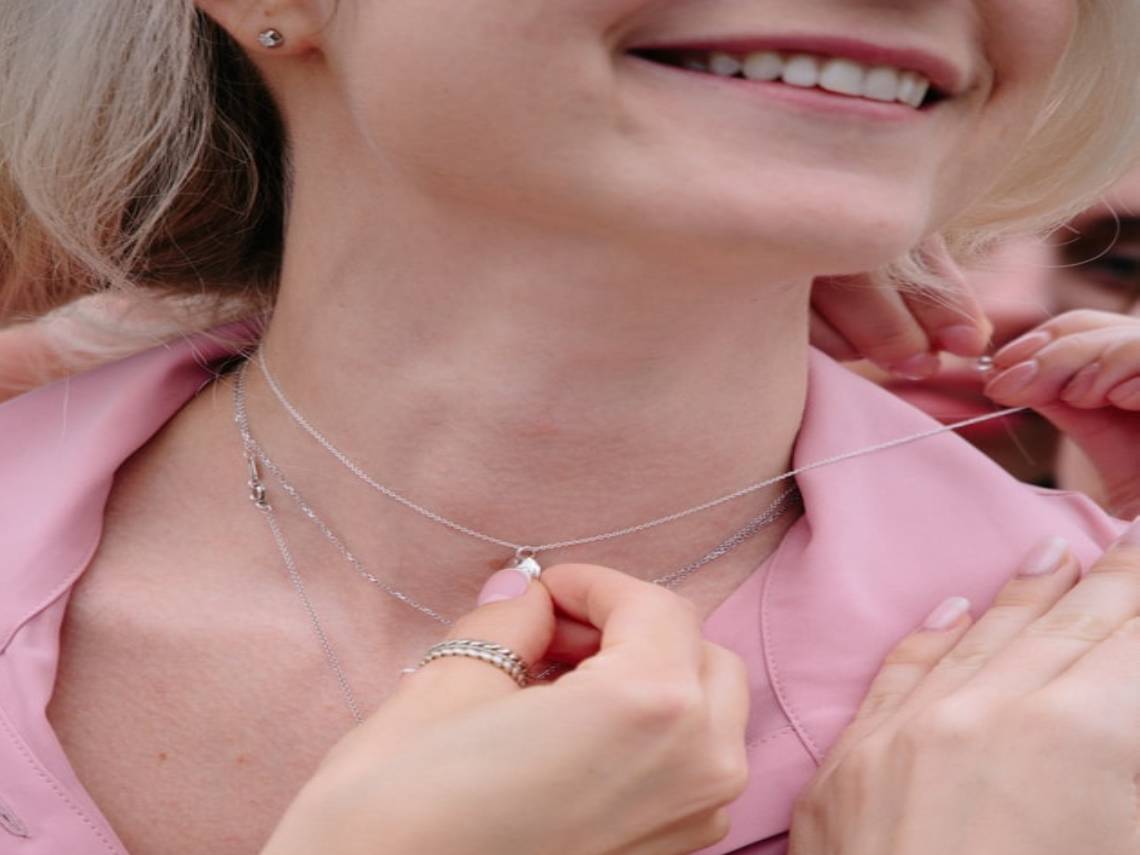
[0,323,256,653]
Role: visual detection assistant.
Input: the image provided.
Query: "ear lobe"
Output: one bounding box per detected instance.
[194,0,326,55]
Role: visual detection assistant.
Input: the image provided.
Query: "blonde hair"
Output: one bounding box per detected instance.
[1,0,1138,327]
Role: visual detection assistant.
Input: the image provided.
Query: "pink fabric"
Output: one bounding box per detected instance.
[0,327,1126,854]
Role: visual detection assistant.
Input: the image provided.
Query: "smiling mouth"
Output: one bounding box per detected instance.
[628,48,948,110]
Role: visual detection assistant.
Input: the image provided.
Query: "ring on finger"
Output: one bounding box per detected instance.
[407,638,531,688]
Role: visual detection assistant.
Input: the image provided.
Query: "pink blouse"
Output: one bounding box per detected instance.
[0,326,1125,854]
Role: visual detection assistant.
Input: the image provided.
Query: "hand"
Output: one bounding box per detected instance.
[986,309,1140,518]
[789,521,1140,855]
[261,564,750,855]
[811,236,991,377]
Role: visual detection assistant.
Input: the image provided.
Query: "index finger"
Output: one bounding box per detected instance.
[540,563,704,672]
[970,522,1140,698]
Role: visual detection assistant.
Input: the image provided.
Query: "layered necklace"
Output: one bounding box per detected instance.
[233,354,1025,724]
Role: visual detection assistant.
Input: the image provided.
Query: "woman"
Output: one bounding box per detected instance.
[0,1,1137,854]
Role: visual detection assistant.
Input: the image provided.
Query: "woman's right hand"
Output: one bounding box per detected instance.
[790,521,1140,855]
[261,563,750,855]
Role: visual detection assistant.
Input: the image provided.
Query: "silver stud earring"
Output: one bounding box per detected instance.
[257,28,285,49]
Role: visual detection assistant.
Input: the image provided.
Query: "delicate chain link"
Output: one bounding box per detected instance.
[257,349,794,554]
[255,499,365,725]
[652,487,801,589]
[256,349,1025,556]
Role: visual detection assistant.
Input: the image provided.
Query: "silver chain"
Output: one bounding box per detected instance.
[255,349,1027,558]
[234,364,799,721]
[257,348,802,557]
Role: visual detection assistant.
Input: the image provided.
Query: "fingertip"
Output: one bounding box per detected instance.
[993,330,1052,368]
[920,596,972,632]
[937,323,988,357]
[477,567,534,606]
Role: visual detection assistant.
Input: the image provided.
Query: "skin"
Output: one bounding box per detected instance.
[30,0,1117,853]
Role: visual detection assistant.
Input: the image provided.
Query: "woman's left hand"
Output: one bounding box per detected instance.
[986,309,1140,518]
[810,236,991,377]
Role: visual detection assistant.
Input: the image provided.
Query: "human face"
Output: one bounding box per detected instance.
[321,0,1076,279]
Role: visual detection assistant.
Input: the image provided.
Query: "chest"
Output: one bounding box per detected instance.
[43,544,423,855]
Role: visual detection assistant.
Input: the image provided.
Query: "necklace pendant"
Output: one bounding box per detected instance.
[506,549,543,579]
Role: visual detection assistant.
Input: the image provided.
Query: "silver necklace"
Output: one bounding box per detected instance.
[256,348,810,575]
[256,349,1029,576]
[234,365,800,720]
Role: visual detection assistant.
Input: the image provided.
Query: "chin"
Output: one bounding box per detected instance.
[607,171,936,277]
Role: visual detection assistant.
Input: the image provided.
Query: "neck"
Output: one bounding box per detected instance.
[237,172,812,618]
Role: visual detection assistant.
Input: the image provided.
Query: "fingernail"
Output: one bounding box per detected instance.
[922,596,971,631]
[477,568,531,606]
[994,330,1052,366]
[1018,536,1070,576]
[985,360,1038,399]
[937,324,985,355]
[1114,517,1140,549]
[1060,361,1101,405]
[1107,376,1140,408]
[890,353,941,380]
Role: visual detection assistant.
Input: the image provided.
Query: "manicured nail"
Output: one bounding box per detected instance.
[937,324,986,355]
[890,353,941,380]
[1107,376,1140,408]
[477,568,531,606]
[922,596,971,631]
[985,360,1038,399]
[1060,361,1102,405]
[1018,536,1070,576]
[1115,516,1140,549]
[994,330,1052,366]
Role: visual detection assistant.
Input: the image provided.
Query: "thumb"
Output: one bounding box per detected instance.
[398,568,557,711]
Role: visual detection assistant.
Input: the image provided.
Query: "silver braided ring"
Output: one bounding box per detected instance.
[413,639,530,688]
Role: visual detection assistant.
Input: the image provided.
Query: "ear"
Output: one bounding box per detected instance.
[195,0,329,56]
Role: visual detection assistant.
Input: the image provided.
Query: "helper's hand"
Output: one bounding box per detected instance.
[811,236,990,377]
[261,564,750,855]
[986,309,1140,518]
[790,521,1140,855]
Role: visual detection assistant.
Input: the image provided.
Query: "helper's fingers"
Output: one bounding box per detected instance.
[398,567,556,709]
[1040,612,1140,755]
[993,309,1140,369]
[895,537,1081,712]
[811,275,940,379]
[826,595,972,763]
[969,521,1140,699]
[986,327,1140,408]
[541,562,705,674]
[900,236,990,357]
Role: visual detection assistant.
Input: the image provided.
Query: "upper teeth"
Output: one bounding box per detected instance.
[686,51,932,108]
